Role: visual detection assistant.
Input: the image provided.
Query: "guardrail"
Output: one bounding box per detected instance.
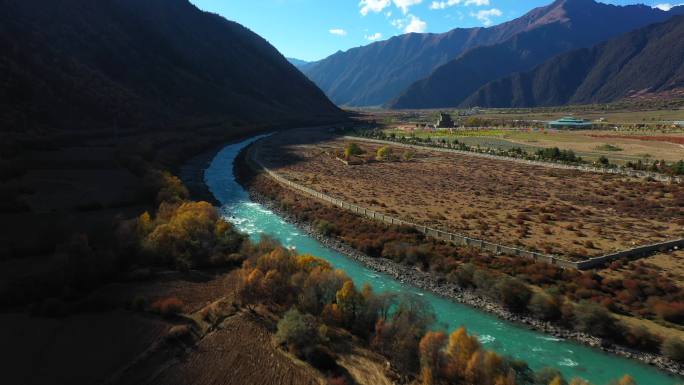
[245,139,684,270]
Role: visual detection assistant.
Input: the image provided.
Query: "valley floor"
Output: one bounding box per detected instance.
[257,127,684,261]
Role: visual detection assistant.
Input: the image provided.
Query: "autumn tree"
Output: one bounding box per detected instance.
[444,327,481,380]
[336,281,365,327]
[239,268,265,309]
[419,331,447,385]
[535,368,566,385]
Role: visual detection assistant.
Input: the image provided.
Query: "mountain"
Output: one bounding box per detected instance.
[0,0,343,265]
[303,1,582,107]
[391,0,684,109]
[461,15,684,108]
[287,57,316,72]
[0,0,341,133]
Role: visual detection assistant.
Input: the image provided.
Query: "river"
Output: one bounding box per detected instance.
[204,137,679,385]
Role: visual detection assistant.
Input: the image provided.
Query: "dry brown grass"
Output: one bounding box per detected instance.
[259,128,684,261]
[153,311,326,385]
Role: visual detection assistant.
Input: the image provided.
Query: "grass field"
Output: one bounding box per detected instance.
[478,108,684,125]
[260,128,684,261]
[383,128,684,163]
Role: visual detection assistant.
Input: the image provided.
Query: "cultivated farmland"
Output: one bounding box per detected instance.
[257,128,684,260]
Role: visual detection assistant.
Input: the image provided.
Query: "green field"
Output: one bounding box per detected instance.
[383,128,684,164]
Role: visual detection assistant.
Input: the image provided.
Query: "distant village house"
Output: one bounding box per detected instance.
[547,116,593,130]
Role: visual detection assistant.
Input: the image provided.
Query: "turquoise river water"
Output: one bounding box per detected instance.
[204,137,680,385]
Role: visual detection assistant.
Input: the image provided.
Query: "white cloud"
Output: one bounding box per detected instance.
[391,18,406,29]
[365,32,384,41]
[654,3,684,10]
[393,0,422,15]
[472,8,502,26]
[404,14,427,33]
[329,28,348,36]
[430,0,460,10]
[360,0,391,16]
[430,0,488,10]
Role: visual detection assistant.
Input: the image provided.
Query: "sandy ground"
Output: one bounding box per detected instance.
[259,128,684,260]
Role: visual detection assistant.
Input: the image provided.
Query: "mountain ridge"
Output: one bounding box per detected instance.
[0,0,341,133]
[390,0,684,109]
[461,15,684,108]
[303,0,575,107]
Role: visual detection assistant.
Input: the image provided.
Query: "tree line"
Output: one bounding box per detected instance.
[236,156,684,367]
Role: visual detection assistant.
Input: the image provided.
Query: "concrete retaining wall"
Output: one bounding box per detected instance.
[246,140,683,270]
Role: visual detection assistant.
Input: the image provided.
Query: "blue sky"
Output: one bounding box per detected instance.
[190,0,680,61]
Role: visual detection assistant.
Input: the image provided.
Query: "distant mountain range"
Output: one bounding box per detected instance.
[391,0,684,109]
[462,15,684,108]
[287,58,316,72]
[301,0,683,109]
[0,0,341,133]
[303,2,564,107]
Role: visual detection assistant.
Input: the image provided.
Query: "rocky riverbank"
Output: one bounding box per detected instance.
[239,165,684,378]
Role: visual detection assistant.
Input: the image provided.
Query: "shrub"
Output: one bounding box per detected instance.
[276,308,318,352]
[449,263,476,288]
[151,297,184,317]
[573,302,619,339]
[343,143,364,159]
[167,324,192,340]
[376,146,393,161]
[528,292,561,321]
[495,277,532,313]
[148,170,189,204]
[315,219,338,236]
[654,301,684,324]
[662,337,684,363]
[623,325,661,353]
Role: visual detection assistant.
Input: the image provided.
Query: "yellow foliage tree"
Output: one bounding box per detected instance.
[465,351,483,384]
[421,366,434,385]
[494,369,517,385]
[336,281,364,325]
[444,327,481,380]
[419,331,447,384]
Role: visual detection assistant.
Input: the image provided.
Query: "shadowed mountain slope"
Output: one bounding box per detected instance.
[391,0,683,109]
[462,15,684,108]
[0,0,341,133]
